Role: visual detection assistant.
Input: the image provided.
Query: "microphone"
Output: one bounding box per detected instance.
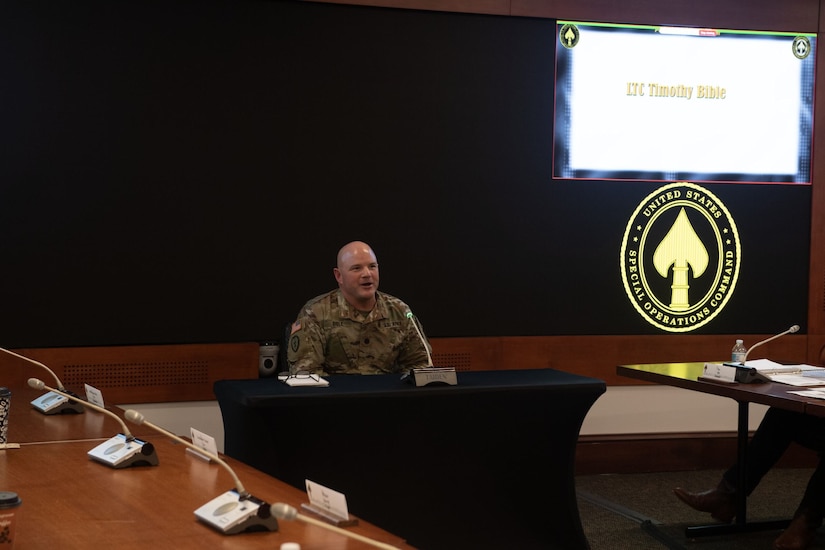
[406,310,433,367]
[0,347,84,414]
[270,503,400,550]
[27,378,157,468]
[743,324,801,363]
[124,409,278,535]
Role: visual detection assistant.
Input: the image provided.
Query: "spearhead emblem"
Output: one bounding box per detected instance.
[652,207,709,311]
[564,27,576,47]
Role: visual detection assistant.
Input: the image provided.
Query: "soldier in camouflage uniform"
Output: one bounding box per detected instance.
[287,241,431,375]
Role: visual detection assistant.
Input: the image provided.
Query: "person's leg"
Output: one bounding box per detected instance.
[674,407,800,522]
[774,453,825,550]
[721,407,799,494]
[795,456,825,524]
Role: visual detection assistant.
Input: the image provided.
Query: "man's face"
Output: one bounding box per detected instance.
[334,247,379,309]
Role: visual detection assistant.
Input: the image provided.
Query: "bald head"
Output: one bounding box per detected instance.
[334,241,380,310]
[336,241,376,268]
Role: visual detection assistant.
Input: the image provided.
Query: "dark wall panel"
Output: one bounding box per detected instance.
[0,0,811,347]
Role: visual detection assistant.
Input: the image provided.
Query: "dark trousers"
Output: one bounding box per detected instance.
[723,407,825,522]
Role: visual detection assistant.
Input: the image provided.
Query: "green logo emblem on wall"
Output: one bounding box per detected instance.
[620,182,741,332]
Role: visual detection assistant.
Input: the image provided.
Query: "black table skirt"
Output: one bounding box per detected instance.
[215,369,605,550]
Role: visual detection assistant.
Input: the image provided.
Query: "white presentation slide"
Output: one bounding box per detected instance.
[554,25,815,183]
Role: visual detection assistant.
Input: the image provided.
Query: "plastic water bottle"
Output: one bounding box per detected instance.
[731,339,747,363]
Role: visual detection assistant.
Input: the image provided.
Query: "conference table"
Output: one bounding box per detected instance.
[617,362,825,538]
[0,382,414,549]
[214,368,606,550]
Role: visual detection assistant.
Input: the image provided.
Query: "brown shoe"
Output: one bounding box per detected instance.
[673,480,736,523]
[774,512,819,550]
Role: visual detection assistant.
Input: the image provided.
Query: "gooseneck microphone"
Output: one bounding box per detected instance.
[406,311,433,367]
[28,378,131,435]
[270,503,400,550]
[124,409,278,535]
[1,347,84,414]
[743,324,801,363]
[125,410,245,495]
[27,378,157,468]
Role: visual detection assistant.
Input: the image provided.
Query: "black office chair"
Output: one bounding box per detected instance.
[277,321,292,375]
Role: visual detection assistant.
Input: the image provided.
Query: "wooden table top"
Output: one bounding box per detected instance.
[0,377,414,549]
[617,361,825,415]
[4,382,160,443]
[2,437,412,549]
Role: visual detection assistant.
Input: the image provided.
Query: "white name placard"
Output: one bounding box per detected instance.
[84,384,106,408]
[305,479,350,521]
[188,427,218,461]
[700,362,737,383]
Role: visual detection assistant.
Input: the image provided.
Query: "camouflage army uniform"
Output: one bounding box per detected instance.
[287,289,431,375]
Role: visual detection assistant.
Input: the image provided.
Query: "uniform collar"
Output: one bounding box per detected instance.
[336,289,387,322]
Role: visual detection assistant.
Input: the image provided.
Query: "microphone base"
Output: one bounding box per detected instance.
[722,362,773,384]
[31,391,85,415]
[195,489,279,535]
[87,434,159,468]
[410,367,457,387]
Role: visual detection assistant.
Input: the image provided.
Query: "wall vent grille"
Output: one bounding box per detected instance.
[432,352,472,371]
[63,361,209,388]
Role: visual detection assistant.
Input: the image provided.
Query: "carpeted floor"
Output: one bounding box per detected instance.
[576,468,825,549]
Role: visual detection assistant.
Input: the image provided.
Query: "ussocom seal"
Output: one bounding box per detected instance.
[620,182,741,332]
